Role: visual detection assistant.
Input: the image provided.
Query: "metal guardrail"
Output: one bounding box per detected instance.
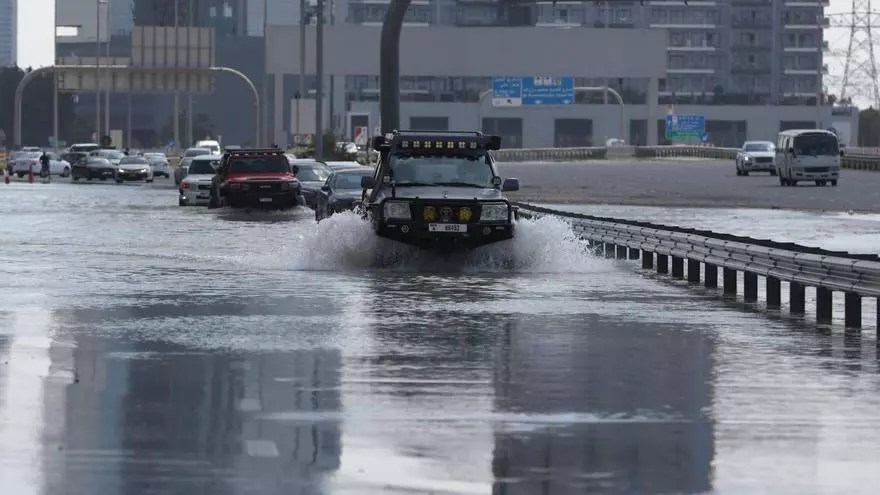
[515,202,880,329]
[492,144,880,171]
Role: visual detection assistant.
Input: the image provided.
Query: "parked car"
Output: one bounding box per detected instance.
[71,157,117,181]
[142,152,172,178]
[314,168,375,221]
[115,156,154,183]
[174,147,213,185]
[288,157,332,209]
[178,155,221,206]
[11,151,71,178]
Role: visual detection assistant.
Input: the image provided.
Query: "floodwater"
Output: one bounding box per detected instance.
[1,180,880,494]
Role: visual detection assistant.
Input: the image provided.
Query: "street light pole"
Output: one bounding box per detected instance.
[315,0,324,158]
[53,0,58,149]
[262,0,268,147]
[187,0,194,146]
[173,0,180,150]
[297,0,306,146]
[95,0,101,141]
[104,0,111,137]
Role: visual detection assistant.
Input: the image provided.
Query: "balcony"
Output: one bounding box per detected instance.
[731,17,772,29]
[731,63,772,73]
[731,43,772,51]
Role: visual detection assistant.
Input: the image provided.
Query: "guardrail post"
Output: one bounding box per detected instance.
[723,268,737,295]
[628,248,640,260]
[766,277,781,309]
[616,245,627,260]
[816,287,833,324]
[671,257,684,279]
[744,272,758,302]
[704,264,718,288]
[657,254,669,274]
[687,259,700,283]
[844,292,861,329]
[604,243,615,259]
[641,250,653,269]
[790,282,806,315]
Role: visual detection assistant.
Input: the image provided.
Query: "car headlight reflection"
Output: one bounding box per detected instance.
[481,203,509,221]
[384,201,411,220]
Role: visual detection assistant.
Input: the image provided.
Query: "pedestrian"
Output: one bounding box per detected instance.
[39,151,51,182]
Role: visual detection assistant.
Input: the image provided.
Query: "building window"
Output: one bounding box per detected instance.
[223,3,233,18]
[209,6,217,18]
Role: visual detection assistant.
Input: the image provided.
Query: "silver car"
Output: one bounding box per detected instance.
[178,155,220,206]
[736,141,777,176]
[174,147,213,185]
[142,152,172,178]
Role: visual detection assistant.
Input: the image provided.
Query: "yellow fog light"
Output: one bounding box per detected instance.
[423,206,438,222]
[458,207,473,222]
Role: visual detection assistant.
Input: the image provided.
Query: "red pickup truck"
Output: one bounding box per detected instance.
[208,148,305,209]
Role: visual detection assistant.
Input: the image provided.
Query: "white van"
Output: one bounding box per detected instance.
[775,129,843,187]
[195,139,221,155]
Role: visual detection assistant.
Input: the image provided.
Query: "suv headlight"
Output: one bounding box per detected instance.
[481,203,510,221]
[383,201,411,220]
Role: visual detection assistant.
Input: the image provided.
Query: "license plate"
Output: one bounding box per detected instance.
[428,223,467,233]
[259,197,273,203]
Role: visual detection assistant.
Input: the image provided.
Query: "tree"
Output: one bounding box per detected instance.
[0,66,76,147]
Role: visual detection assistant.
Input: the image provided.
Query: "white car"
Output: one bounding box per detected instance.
[12,151,71,177]
[736,141,777,176]
[175,147,213,185]
[115,156,154,183]
[178,155,221,206]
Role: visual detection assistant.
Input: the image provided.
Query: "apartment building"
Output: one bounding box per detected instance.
[0,0,16,67]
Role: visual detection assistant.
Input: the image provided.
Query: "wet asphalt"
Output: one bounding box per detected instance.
[1,166,880,494]
[498,159,880,212]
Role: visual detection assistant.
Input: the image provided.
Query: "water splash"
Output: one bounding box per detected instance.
[285,212,603,274]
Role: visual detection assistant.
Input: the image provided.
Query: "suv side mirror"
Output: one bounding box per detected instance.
[501,178,519,192]
[291,165,300,174]
[361,176,376,189]
[320,184,330,192]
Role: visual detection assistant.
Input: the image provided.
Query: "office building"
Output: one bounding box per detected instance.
[0,0,16,66]
[261,1,854,148]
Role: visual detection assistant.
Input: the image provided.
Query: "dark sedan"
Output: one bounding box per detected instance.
[314,168,374,221]
[71,157,117,181]
[290,159,332,209]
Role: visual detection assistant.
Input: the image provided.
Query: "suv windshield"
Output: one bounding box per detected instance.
[390,155,494,187]
[794,133,838,156]
[189,160,218,174]
[744,143,772,152]
[335,172,371,190]
[227,156,290,174]
[297,164,331,182]
[119,157,147,165]
[97,150,124,160]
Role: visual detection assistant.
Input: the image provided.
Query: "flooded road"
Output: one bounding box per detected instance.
[2,180,880,494]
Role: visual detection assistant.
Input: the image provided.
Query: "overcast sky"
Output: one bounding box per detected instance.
[15,0,868,104]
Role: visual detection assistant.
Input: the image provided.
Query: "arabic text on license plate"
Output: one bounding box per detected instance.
[259,197,273,203]
[428,223,467,233]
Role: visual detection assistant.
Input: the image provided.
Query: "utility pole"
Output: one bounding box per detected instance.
[187,0,194,146]
[315,0,324,158]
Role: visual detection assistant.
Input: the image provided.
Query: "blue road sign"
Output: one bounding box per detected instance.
[521,76,574,105]
[665,114,706,140]
[492,76,574,107]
